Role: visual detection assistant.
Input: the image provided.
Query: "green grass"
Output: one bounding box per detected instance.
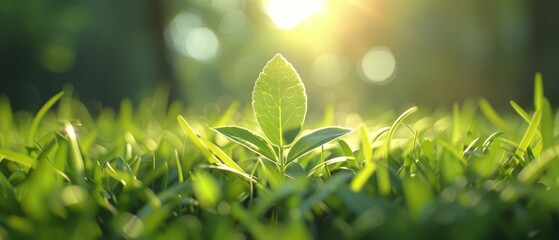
[1,63,559,239]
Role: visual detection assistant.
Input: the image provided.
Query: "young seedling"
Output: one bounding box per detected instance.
[213,54,352,178]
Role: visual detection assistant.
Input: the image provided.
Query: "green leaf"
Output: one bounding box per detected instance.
[286,127,352,163]
[0,148,37,168]
[212,126,277,161]
[252,54,307,147]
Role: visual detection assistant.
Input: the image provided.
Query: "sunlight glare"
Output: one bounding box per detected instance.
[264,0,325,30]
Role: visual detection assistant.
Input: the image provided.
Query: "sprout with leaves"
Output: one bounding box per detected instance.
[212,54,352,177]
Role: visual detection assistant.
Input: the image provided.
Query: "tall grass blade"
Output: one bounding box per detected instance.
[359,124,372,167]
[199,136,245,173]
[177,115,219,164]
[174,150,184,183]
[350,127,390,192]
[214,102,239,127]
[27,91,64,146]
[307,156,350,177]
[540,98,554,150]
[514,110,541,161]
[479,98,511,133]
[451,103,460,144]
[64,122,86,185]
[534,72,543,111]
[379,106,418,195]
[509,100,531,123]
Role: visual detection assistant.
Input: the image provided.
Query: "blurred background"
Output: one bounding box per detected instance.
[1,0,558,112]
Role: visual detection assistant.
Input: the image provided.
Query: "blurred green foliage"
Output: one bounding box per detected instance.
[2,0,559,111]
[1,74,559,239]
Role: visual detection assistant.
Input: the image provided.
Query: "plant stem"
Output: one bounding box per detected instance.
[279,144,285,179]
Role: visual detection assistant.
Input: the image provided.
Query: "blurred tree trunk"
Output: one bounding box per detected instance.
[147,0,183,104]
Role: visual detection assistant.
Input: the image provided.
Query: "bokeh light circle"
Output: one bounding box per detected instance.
[361,46,397,84]
[186,27,220,62]
[167,11,220,63]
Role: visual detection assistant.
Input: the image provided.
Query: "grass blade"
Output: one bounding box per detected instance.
[307,156,351,176]
[27,91,64,146]
[540,98,554,150]
[338,139,358,169]
[177,115,219,164]
[534,72,543,111]
[514,110,541,161]
[379,106,418,195]
[479,98,511,133]
[518,145,559,183]
[214,102,239,127]
[64,122,85,185]
[509,100,531,123]
[0,148,37,168]
[451,103,460,144]
[174,150,184,183]
[350,127,390,192]
[359,124,372,167]
[199,136,246,173]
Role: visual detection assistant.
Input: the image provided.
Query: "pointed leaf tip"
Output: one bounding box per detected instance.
[287,127,352,163]
[252,53,307,147]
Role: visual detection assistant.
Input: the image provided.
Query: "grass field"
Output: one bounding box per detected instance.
[1,56,558,239]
